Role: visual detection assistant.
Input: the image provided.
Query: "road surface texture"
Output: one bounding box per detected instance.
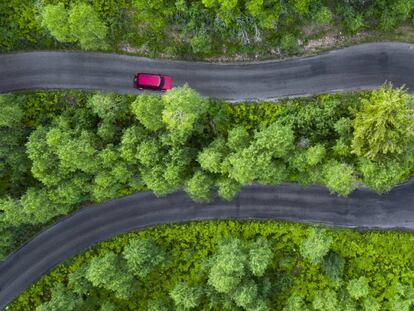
[1,42,414,100]
[1,179,414,308]
[1,42,414,308]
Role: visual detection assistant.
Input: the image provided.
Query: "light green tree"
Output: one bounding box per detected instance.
[312,289,338,311]
[162,85,209,143]
[170,282,203,310]
[68,3,107,50]
[41,3,74,42]
[322,160,356,196]
[123,237,167,278]
[352,84,414,160]
[347,277,369,300]
[87,94,123,121]
[86,252,135,299]
[248,237,273,277]
[36,284,81,311]
[131,94,164,131]
[227,126,250,150]
[283,294,309,311]
[185,170,213,202]
[197,138,227,174]
[300,227,333,264]
[42,3,107,50]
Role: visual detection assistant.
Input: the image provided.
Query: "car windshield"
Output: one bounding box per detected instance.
[159,76,165,88]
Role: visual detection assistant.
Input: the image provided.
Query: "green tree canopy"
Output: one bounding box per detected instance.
[351,84,414,160]
[300,227,333,265]
[42,3,107,50]
[123,237,167,278]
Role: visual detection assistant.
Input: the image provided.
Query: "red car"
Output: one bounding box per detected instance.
[133,73,172,91]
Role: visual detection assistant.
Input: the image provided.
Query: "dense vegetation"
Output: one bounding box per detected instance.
[2,0,414,57]
[9,220,414,310]
[0,85,413,260]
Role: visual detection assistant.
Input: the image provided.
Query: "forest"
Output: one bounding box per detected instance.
[2,0,414,58]
[9,220,414,310]
[0,84,413,261]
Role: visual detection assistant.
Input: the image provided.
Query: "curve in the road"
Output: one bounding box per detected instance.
[2,42,414,308]
[1,42,414,100]
[1,179,414,309]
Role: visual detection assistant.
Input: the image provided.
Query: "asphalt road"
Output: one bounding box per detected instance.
[1,42,414,308]
[1,179,414,308]
[1,42,414,100]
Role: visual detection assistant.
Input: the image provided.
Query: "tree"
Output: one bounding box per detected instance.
[283,294,309,311]
[216,177,241,201]
[227,126,250,151]
[36,284,81,311]
[41,3,74,43]
[123,237,167,278]
[253,122,294,158]
[351,84,414,161]
[248,237,273,277]
[41,3,107,50]
[68,3,108,50]
[170,282,203,310]
[347,277,369,300]
[207,238,247,293]
[185,170,214,202]
[86,252,135,299]
[0,95,30,195]
[197,138,227,174]
[147,299,170,311]
[68,266,92,295]
[312,289,338,311]
[358,156,412,193]
[362,296,381,311]
[87,94,123,121]
[300,227,332,264]
[322,160,356,196]
[322,251,345,288]
[131,94,164,131]
[162,85,209,143]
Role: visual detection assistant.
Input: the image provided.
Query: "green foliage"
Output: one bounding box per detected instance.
[162,85,209,143]
[10,220,414,310]
[86,252,135,299]
[347,277,369,300]
[170,282,203,310]
[131,94,164,131]
[322,160,355,196]
[280,33,297,52]
[300,227,332,264]
[123,237,167,278]
[312,289,338,311]
[3,0,414,58]
[41,2,107,50]
[185,170,214,202]
[351,84,414,161]
[322,252,345,287]
[203,237,273,310]
[283,294,308,311]
[2,87,414,233]
[41,3,74,43]
[36,284,82,311]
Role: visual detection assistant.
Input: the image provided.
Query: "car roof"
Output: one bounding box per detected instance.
[137,73,161,87]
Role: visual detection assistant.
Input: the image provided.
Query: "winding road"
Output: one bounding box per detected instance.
[1,42,414,100]
[1,42,414,309]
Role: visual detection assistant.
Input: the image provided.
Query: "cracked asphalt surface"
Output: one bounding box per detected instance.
[1,42,414,308]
